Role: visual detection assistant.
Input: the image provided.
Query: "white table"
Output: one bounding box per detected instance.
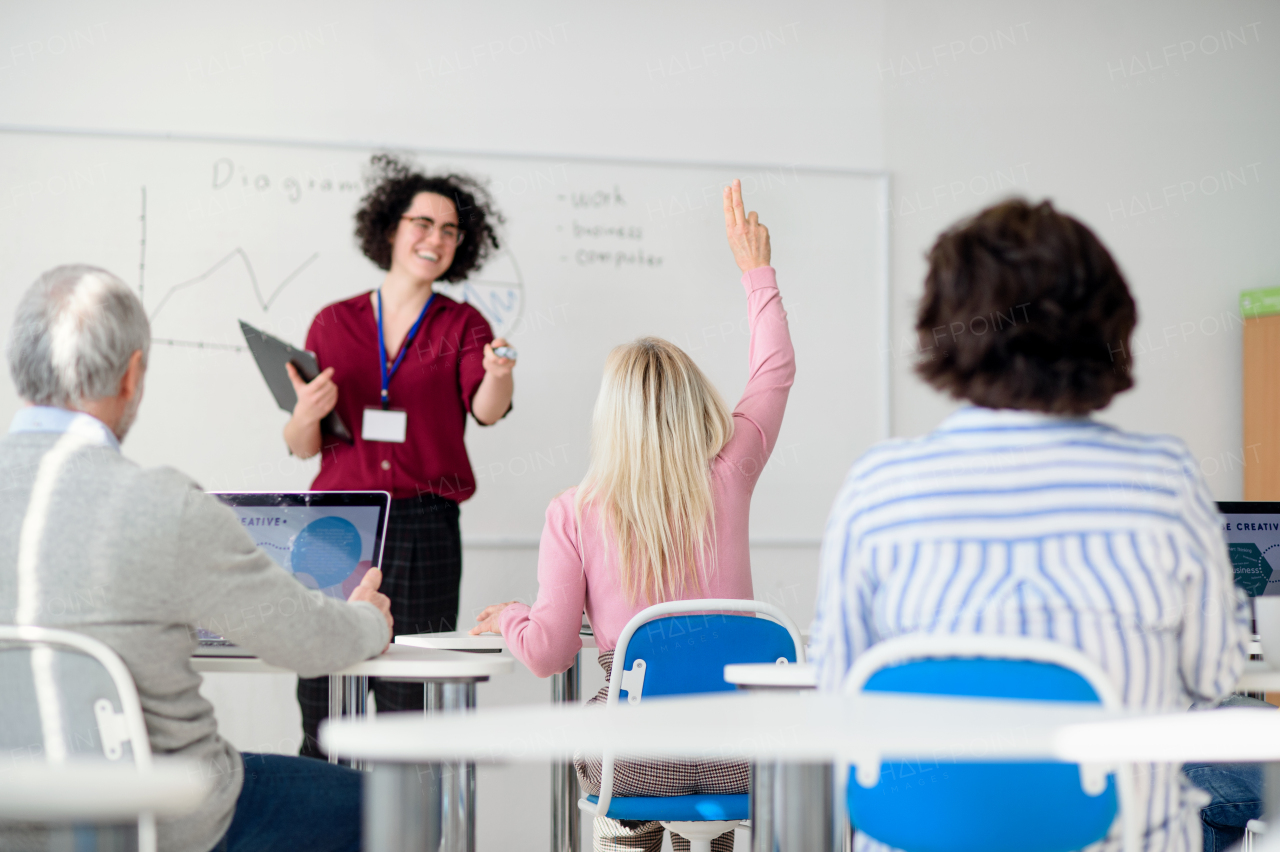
[192,645,513,745]
[323,689,1134,852]
[723,662,824,851]
[723,657,1280,693]
[1237,660,1280,692]
[193,644,512,852]
[191,643,512,677]
[396,630,597,852]
[1056,704,1280,851]
[0,759,208,821]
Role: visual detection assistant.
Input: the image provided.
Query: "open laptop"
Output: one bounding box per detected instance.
[1219,502,1280,599]
[194,491,391,657]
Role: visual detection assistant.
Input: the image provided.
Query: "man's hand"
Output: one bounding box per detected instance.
[286,363,338,426]
[469,601,518,636]
[723,178,771,273]
[348,567,393,653]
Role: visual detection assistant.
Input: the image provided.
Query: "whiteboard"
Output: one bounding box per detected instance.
[0,130,887,542]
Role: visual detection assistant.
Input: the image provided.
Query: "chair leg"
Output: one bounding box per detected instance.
[660,820,741,852]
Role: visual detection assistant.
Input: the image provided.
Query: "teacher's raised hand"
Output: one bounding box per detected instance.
[723,178,771,273]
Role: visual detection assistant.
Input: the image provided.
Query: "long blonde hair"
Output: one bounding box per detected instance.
[576,337,734,604]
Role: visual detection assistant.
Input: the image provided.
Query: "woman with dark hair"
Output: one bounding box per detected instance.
[809,198,1250,852]
[283,154,515,757]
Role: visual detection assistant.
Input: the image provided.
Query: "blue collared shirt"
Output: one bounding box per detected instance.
[810,405,1250,852]
[8,406,120,451]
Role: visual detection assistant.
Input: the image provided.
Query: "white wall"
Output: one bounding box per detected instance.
[881,0,1280,502]
[2,2,883,849]
[4,1,1278,849]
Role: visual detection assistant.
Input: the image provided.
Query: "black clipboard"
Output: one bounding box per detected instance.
[239,320,353,444]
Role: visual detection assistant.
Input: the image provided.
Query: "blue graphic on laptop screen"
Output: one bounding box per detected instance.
[233,505,382,598]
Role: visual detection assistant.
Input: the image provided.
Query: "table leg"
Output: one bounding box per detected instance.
[328,674,369,768]
[752,761,834,852]
[1265,762,1279,832]
[750,760,777,852]
[550,652,582,852]
[426,680,478,852]
[366,762,438,852]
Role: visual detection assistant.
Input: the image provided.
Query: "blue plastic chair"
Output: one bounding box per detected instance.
[579,599,805,852]
[843,634,1137,852]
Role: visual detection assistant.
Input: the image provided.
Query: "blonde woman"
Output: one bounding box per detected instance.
[471,179,793,852]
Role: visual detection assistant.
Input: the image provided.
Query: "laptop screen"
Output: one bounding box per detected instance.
[1218,501,1280,597]
[212,491,390,600]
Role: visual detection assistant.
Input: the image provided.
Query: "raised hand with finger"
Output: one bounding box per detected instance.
[723,178,771,273]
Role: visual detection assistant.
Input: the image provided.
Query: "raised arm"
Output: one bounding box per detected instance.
[717,179,796,480]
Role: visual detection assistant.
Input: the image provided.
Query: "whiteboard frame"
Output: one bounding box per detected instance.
[0,123,893,548]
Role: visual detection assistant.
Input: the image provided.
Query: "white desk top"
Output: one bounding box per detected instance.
[724,659,1280,692]
[396,630,599,651]
[724,662,817,688]
[1236,660,1280,692]
[1054,706,1280,763]
[191,643,514,678]
[0,759,208,820]
[323,689,1123,763]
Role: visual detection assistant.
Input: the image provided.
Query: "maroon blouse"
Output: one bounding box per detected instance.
[305,291,498,502]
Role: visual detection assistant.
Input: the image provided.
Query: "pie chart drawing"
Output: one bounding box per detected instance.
[291,516,363,590]
[434,250,524,337]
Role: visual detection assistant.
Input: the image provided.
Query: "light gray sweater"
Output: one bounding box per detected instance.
[0,428,389,852]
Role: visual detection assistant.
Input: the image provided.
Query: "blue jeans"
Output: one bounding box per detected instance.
[1184,762,1264,852]
[211,753,362,852]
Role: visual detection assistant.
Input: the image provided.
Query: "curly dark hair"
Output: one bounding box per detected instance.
[914,198,1138,415]
[354,154,503,282]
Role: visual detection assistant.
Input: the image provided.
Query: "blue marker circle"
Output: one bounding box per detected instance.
[291,517,362,589]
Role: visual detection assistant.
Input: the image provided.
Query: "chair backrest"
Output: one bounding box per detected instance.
[843,634,1123,852]
[587,600,805,818]
[0,625,155,852]
[0,625,152,766]
[607,599,806,706]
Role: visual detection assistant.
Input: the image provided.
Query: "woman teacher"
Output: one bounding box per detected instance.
[283,154,515,757]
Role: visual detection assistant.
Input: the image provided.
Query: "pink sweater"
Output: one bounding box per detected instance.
[500,266,795,677]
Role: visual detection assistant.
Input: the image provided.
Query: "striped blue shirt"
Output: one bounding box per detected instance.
[810,407,1250,852]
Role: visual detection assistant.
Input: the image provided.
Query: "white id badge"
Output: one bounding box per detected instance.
[362,408,408,443]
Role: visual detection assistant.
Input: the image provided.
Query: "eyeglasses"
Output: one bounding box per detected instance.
[401,216,465,245]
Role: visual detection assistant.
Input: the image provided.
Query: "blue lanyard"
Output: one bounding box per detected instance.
[377,290,434,410]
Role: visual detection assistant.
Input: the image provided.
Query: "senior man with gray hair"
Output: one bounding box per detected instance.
[0,265,394,852]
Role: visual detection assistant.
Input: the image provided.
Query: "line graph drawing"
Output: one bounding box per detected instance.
[137,185,524,351]
[147,247,319,321]
[138,185,320,353]
[150,338,246,352]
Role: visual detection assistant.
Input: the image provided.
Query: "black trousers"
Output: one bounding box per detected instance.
[298,492,462,759]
